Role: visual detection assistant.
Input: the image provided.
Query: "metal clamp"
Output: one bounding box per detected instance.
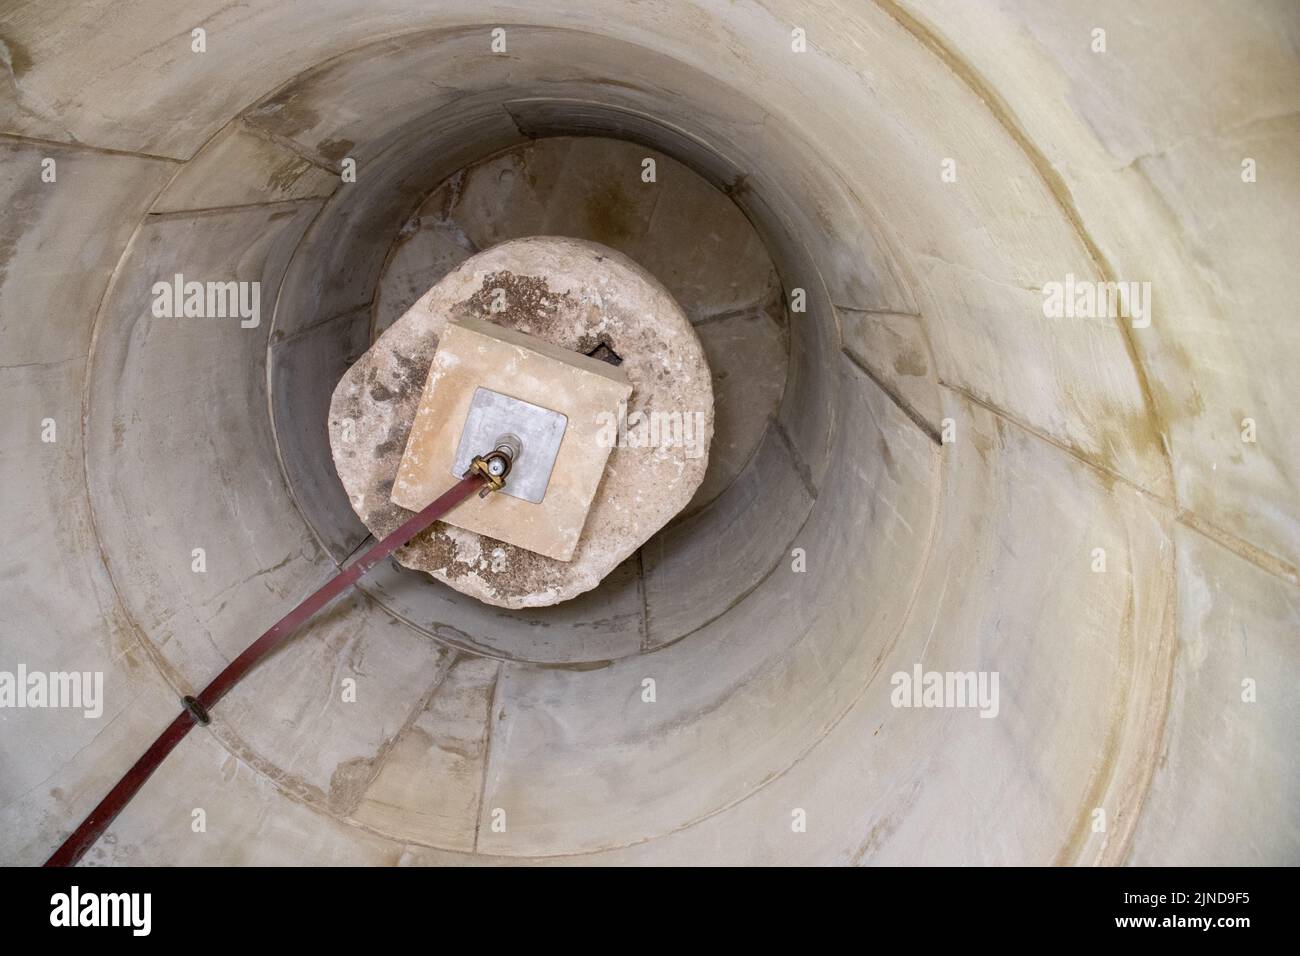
[182,695,211,726]
[465,434,520,498]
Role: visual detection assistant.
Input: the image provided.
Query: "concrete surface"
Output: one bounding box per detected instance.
[0,0,1296,866]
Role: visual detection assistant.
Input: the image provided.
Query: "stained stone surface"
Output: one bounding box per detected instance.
[329,236,713,608]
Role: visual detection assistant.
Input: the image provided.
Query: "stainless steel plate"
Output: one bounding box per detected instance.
[451,387,568,504]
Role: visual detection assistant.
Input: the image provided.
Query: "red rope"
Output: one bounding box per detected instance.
[45,473,485,867]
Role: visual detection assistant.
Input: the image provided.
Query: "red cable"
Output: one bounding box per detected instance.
[44,473,485,867]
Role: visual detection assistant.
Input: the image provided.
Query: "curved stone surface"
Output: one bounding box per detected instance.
[1,1,1296,868]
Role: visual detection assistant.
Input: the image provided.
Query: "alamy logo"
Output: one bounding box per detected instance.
[1041,273,1151,328]
[890,664,999,718]
[50,886,151,936]
[0,666,103,718]
[151,273,261,328]
[595,400,708,459]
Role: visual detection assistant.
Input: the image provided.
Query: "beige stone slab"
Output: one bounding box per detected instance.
[1127,526,1300,865]
[392,317,631,562]
[88,727,405,866]
[351,656,499,850]
[150,121,339,213]
[839,306,942,435]
[686,306,787,516]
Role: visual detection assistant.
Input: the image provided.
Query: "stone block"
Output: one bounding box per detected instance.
[392,317,631,562]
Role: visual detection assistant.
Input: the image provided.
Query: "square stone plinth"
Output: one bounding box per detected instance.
[392,317,632,561]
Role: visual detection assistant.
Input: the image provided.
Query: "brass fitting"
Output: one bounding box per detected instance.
[466,435,519,498]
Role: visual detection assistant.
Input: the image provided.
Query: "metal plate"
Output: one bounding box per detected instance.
[451,387,568,504]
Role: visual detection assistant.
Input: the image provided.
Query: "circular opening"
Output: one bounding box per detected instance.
[80,23,918,855]
[276,132,795,660]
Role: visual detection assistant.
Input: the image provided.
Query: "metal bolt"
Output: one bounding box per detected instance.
[493,432,522,463]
